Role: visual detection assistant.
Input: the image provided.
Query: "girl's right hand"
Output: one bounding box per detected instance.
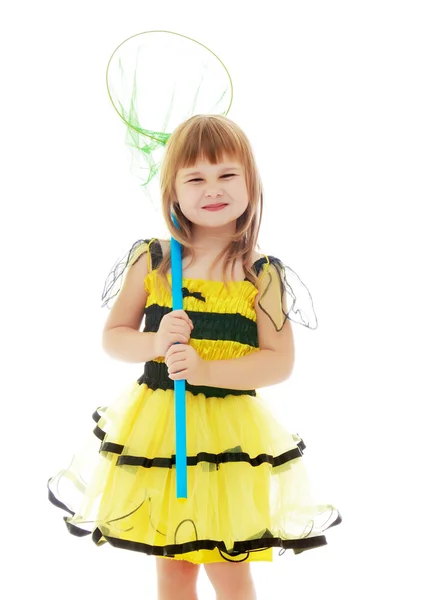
[154,309,194,357]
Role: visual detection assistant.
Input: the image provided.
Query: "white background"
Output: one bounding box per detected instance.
[1,1,442,598]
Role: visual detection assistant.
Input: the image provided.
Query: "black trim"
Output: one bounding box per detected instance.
[89,523,341,557]
[100,441,125,454]
[115,445,305,469]
[48,463,343,561]
[64,519,92,537]
[93,425,105,441]
[47,482,93,538]
[47,483,74,516]
[93,420,306,469]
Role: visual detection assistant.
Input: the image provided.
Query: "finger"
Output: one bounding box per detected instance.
[175,310,191,322]
[167,356,188,373]
[175,310,194,330]
[168,343,187,354]
[167,354,188,369]
[168,366,188,378]
[165,344,186,360]
[170,330,190,342]
[171,329,191,343]
[170,323,192,338]
[176,315,194,331]
[165,353,187,370]
[168,371,187,380]
[170,324,192,335]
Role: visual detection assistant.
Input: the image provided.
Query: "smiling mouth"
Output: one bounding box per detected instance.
[203,203,228,209]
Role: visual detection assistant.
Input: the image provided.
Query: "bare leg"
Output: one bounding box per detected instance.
[204,562,257,600]
[156,557,201,600]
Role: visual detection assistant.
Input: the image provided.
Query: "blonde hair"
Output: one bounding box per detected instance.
[156,114,263,291]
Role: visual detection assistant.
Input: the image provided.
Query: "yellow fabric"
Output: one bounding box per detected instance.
[51,247,337,564]
[146,270,261,366]
[65,379,327,564]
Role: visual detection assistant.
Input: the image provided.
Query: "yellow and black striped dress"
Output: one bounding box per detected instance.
[48,238,341,564]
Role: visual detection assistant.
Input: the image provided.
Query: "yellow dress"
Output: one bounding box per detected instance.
[48,238,341,564]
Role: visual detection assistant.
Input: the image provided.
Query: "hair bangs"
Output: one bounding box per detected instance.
[177,117,243,170]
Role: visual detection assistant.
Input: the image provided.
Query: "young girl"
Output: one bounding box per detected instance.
[48,114,341,600]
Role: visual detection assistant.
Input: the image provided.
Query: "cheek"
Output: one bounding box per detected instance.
[238,182,249,203]
[176,188,189,205]
[179,193,197,214]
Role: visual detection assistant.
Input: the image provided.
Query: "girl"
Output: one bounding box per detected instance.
[48,114,341,600]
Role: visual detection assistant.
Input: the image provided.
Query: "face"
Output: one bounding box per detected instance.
[175,155,249,232]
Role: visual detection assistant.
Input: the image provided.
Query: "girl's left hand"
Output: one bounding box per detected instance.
[165,343,208,386]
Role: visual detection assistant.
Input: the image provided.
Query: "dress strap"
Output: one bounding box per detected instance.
[248,254,270,282]
[258,254,270,283]
[146,238,164,272]
[146,238,157,273]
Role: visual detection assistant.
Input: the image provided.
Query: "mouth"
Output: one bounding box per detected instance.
[203,203,228,211]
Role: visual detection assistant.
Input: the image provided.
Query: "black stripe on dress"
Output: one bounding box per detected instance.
[47,474,343,558]
[86,513,342,557]
[137,361,257,397]
[94,436,306,471]
[114,445,306,469]
[137,360,257,398]
[143,305,259,347]
[92,407,306,468]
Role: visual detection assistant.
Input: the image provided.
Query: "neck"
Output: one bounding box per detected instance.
[189,223,236,257]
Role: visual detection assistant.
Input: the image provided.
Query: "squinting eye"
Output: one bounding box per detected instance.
[187,174,236,183]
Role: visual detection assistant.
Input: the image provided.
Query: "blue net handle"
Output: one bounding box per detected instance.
[171,214,187,499]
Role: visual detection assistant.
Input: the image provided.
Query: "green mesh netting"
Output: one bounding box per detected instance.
[106,30,233,205]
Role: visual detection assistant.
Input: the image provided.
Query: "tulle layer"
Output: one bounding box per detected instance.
[48,381,341,564]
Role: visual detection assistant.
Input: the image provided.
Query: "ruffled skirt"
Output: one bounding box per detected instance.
[48,381,341,564]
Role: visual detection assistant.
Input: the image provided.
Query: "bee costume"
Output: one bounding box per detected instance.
[47,32,342,564]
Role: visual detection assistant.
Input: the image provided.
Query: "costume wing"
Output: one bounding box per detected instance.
[255,256,318,331]
[101,238,162,309]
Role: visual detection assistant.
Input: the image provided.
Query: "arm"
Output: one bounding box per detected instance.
[199,268,295,389]
[102,252,159,363]
[103,328,158,363]
[203,346,294,390]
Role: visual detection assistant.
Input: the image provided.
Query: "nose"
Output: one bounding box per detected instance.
[205,190,224,198]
